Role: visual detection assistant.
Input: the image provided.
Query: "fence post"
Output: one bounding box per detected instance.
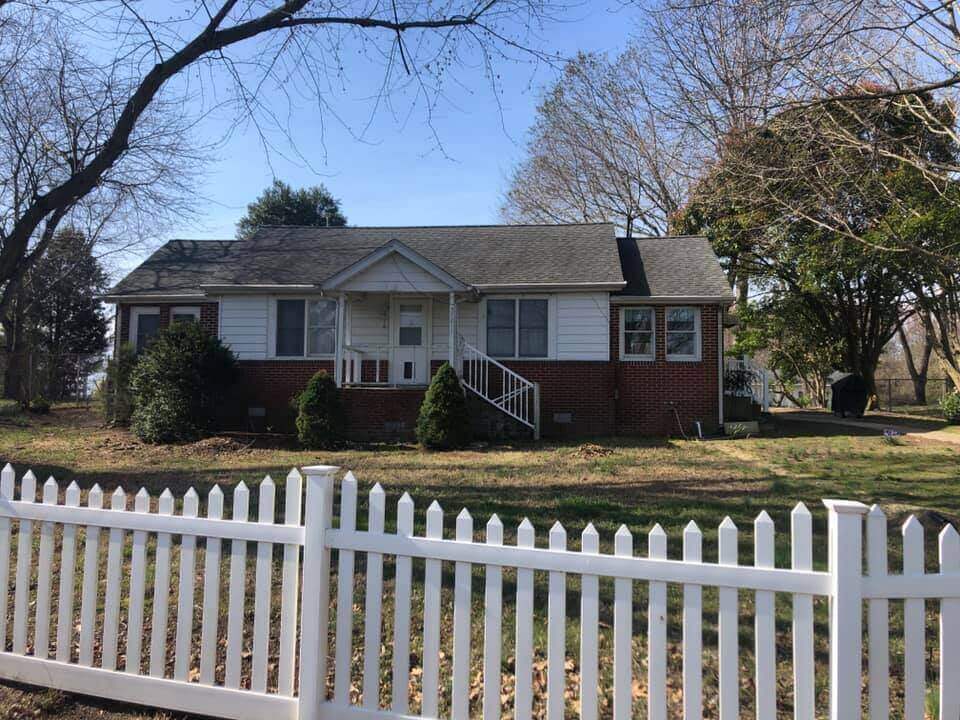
[299,465,339,720]
[823,499,868,720]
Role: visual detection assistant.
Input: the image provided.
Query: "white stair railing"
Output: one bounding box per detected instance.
[459,339,540,438]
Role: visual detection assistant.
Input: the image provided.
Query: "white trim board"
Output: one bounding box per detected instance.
[323,240,470,292]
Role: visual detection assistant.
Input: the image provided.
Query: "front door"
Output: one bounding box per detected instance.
[391,298,430,384]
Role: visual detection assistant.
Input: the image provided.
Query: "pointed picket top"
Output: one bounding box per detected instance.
[792,501,812,518]
[755,510,774,526]
[649,522,666,538]
[517,517,535,546]
[88,483,103,509]
[261,474,275,488]
[868,503,885,518]
[397,492,414,534]
[158,488,174,515]
[426,500,443,537]
[370,482,385,498]
[940,525,960,569]
[427,499,443,514]
[683,520,702,562]
[615,524,632,539]
[581,522,599,554]
[684,520,701,535]
[286,467,302,483]
[65,481,81,506]
[343,470,357,484]
[258,476,276,522]
[285,470,304,524]
[134,487,150,513]
[518,517,534,531]
[719,516,737,531]
[549,520,567,549]
[614,524,633,555]
[21,470,36,501]
[208,484,224,502]
[231,481,249,520]
[183,487,199,516]
[718,516,737,565]
[456,508,473,541]
[486,514,503,545]
[0,463,13,499]
[398,491,414,508]
[902,514,924,537]
[42,477,58,503]
[111,486,126,510]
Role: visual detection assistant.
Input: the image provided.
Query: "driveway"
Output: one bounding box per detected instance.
[772,408,960,445]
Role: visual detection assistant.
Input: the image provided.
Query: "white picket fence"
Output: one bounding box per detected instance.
[0,463,957,720]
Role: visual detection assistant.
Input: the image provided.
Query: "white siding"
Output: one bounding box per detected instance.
[348,296,389,348]
[219,297,269,360]
[556,293,609,361]
[431,299,449,360]
[457,300,480,348]
[339,254,452,293]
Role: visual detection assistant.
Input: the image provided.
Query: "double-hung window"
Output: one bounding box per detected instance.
[486,298,548,358]
[171,306,201,324]
[665,307,700,360]
[130,307,161,354]
[276,298,337,357]
[621,307,654,359]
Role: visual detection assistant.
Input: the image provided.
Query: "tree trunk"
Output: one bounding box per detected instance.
[897,320,933,405]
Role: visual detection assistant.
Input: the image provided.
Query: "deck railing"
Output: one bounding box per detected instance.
[459,339,540,437]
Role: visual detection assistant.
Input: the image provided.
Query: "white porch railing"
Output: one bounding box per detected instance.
[460,339,540,438]
[725,356,770,412]
[342,344,391,385]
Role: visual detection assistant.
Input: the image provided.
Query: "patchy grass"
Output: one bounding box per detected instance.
[0,407,958,718]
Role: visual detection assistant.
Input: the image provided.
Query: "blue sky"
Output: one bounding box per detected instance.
[168,2,639,245]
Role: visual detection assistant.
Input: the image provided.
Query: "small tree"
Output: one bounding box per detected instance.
[102,342,138,425]
[296,370,344,449]
[237,180,347,239]
[416,363,471,449]
[130,322,237,443]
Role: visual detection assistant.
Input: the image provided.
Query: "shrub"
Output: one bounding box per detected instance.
[296,370,344,448]
[416,362,471,449]
[27,396,50,414]
[130,322,238,443]
[101,342,138,425]
[941,391,960,424]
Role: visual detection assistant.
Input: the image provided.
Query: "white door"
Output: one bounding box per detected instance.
[392,298,430,384]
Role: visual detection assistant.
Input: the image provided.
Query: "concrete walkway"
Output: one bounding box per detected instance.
[772,408,960,446]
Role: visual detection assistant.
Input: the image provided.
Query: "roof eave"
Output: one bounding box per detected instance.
[611,294,735,305]
[474,281,626,292]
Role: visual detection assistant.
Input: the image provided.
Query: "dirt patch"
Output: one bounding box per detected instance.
[572,442,614,459]
[180,435,256,457]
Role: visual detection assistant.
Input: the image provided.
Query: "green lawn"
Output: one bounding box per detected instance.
[0,407,957,719]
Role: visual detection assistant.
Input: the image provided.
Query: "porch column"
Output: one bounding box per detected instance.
[448,292,456,371]
[334,294,345,387]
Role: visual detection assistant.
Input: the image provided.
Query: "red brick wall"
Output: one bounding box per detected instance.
[237,360,336,430]
[342,387,426,441]
[610,304,721,435]
[115,302,219,354]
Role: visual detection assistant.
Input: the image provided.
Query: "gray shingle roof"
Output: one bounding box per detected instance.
[106,225,732,301]
[616,236,733,300]
[107,224,624,297]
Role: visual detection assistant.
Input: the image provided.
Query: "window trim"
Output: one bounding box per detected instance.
[272,297,339,359]
[483,296,550,360]
[129,306,160,353]
[619,306,655,361]
[170,306,201,323]
[665,306,701,361]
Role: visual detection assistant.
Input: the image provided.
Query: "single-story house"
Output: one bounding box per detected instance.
[105,223,734,440]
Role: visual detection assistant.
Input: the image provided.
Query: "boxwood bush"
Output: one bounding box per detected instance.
[296,370,344,448]
[941,391,960,424]
[416,362,471,449]
[101,342,138,426]
[130,322,238,443]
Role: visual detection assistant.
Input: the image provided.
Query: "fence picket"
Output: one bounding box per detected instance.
[78,483,103,667]
[422,501,444,718]
[334,473,358,704]
[755,511,776,719]
[199,486,224,685]
[791,502,815,720]
[683,521,703,720]
[866,505,889,720]
[391,493,414,714]
[452,509,474,720]
[902,515,925,720]
[224,481,249,689]
[483,514,504,720]
[278,469,304,697]
[939,525,960,720]
[362,483,386,710]
[613,526,633,720]
[0,464,14,652]
[515,518,535,720]
[12,469,37,655]
[55,481,81,663]
[547,522,567,720]
[647,524,667,720]
[252,476,276,693]
[125,488,150,674]
[579,524,600,720]
[101,486,127,671]
[33,478,58,660]
[173,488,199,681]
[717,517,738,720]
[149,489,175,677]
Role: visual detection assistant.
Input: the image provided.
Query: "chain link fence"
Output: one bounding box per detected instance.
[0,350,107,405]
[874,377,953,412]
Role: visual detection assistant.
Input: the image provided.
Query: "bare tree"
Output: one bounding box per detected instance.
[0,0,557,306]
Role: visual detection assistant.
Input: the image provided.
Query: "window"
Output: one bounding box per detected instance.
[130,307,160,354]
[276,298,338,357]
[307,299,336,355]
[485,298,549,358]
[398,304,424,346]
[666,307,700,360]
[171,306,200,324]
[621,307,654,359]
